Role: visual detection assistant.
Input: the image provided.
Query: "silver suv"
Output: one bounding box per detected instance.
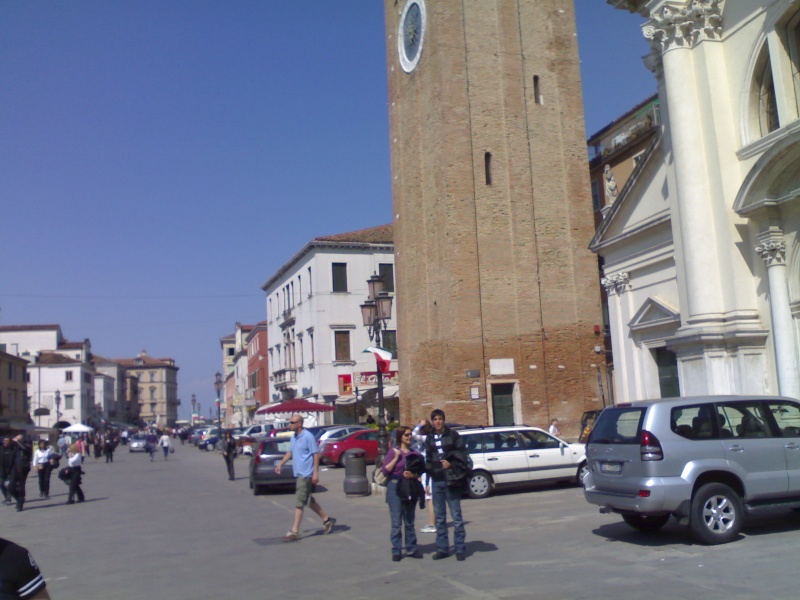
[584,395,800,544]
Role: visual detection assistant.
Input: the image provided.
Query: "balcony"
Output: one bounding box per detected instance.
[280,307,295,329]
[272,368,297,390]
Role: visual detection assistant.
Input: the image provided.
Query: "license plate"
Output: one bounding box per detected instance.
[600,462,622,473]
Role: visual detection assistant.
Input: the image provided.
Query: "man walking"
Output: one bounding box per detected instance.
[425,409,470,561]
[275,414,336,542]
[8,435,33,512]
[0,437,15,505]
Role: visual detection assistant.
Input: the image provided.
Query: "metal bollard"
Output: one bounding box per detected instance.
[343,448,370,496]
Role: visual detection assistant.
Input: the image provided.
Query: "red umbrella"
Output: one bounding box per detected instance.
[256,398,335,415]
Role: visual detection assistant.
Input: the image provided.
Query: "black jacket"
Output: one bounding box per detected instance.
[424,427,470,485]
[11,442,32,475]
[0,445,14,478]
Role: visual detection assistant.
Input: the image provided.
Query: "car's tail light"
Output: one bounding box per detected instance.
[640,430,663,461]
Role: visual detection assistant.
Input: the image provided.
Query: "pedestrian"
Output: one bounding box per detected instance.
[33,440,53,500]
[0,537,50,599]
[548,418,560,437]
[381,425,424,561]
[221,431,236,480]
[366,414,376,425]
[274,414,336,542]
[8,434,33,512]
[0,437,14,505]
[412,419,437,534]
[65,445,85,504]
[104,435,116,463]
[93,435,103,462]
[425,409,470,561]
[146,431,158,461]
[76,435,86,462]
[56,433,67,458]
[158,431,171,460]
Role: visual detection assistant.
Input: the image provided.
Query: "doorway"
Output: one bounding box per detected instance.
[491,383,516,426]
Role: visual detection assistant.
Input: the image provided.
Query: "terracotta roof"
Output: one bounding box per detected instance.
[115,356,177,368]
[36,352,82,365]
[313,224,393,244]
[58,341,85,349]
[0,324,61,332]
[91,354,120,366]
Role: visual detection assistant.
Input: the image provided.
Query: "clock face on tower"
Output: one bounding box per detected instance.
[398,0,426,73]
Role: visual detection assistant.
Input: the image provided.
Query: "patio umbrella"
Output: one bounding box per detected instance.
[62,423,94,433]
[257,398,335,415]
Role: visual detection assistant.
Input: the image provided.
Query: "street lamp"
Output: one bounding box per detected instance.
[55,390,61,426]
[214,372,223,434]
[360,274,393,468]
[191,394,197,421]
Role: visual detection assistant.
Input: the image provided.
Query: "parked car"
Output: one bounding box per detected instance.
[237,423,274,442]
[129,434,148,453]
[248,438,296,494]
[313,425,368,447]
[196,428,219,446]
[197,435,219,451]
[268,427,292,439]
[583,395,800,545]
[460,426,587,499]
[320,429,380,466]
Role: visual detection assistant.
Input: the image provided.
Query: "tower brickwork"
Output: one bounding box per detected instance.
[386,0,604,436]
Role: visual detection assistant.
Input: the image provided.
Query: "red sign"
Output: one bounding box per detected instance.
[338,374,353,396]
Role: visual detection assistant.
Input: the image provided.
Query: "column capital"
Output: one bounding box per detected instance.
[643,1,723,53]
[755,240,786,266]
[601,272,630,295]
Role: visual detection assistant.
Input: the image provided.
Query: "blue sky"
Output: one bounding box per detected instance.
[0,2,653,420]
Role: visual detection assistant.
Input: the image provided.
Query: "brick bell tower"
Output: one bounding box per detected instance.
[385,0,604,434]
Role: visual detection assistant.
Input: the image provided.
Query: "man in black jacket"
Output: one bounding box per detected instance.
[8,435,32,512]
[0,437,15,505]
[424,409,469,561]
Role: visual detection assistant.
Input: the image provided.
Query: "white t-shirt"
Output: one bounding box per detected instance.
[159,435,170,447]
[548,424,560,436]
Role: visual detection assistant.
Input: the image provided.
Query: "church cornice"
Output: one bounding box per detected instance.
[643,1,723,53]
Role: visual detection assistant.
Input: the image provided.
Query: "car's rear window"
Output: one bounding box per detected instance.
[260,440,291,455]
[588,408,645,444]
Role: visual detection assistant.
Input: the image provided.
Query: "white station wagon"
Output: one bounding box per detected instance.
[459,426,587,499]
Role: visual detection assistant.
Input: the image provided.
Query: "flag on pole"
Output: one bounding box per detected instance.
[363,346,392,373]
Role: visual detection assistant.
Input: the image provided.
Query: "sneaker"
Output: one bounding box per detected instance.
[392,554,402,562]
[421,525,437,533]
[431,551,449,560]
[282,531,301,543]
[323,517,336,535]
[456,553,466,561]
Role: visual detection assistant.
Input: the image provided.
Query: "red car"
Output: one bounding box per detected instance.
[320,429,380,467]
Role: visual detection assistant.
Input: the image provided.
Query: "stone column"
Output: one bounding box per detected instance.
[755,239,800,399]
[642,1,725,324]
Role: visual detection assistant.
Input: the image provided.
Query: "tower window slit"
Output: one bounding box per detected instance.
[534,75,542,104]
[484,152,492,185]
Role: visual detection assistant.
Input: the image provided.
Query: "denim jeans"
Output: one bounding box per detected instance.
[432,480,465,554]
[386,479,418,555]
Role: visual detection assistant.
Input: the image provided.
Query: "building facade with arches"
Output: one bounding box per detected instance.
[593,0,800,401]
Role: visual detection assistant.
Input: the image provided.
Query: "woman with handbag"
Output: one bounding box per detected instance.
[32,440,52,500]
[379,426,424,561]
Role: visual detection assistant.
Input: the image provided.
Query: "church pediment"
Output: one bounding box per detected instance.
[735,128,800,216]
[590,134,671,252]
[629,296,680,332]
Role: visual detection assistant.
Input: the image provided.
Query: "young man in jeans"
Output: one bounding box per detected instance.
[425,409,469,561]
[275,414,336,542]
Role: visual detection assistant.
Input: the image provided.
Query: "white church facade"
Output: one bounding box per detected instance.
[593,0,800,402]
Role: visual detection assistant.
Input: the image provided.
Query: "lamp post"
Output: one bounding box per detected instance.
[360,273,394,468]
[191,394,197,422]
[55,390,61,427]
[214,372,223,434]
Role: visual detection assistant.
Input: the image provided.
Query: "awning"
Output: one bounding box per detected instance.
[346,385,400,405]
[335,396,358,405]
[255,398,335,415]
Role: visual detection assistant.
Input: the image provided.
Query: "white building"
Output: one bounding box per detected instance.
[27,353,95,428]
[593,0,800,401]
[260,225,398,425]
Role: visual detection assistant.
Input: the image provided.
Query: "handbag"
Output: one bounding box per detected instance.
[374,467,388,487]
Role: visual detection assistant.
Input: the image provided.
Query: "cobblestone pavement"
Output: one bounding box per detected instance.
[3,442,800,599]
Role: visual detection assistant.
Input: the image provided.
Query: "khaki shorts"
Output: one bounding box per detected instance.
[295,476,316,508]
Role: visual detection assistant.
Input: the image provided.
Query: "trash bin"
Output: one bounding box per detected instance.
[343,448,370,496]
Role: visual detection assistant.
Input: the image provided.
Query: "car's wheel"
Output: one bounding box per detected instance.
[207,444,215,452]
[337,454,346,468]
[622,513,670,532]
[467,470,493,499]
[576,461,589,485]
[690,482,743,545]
